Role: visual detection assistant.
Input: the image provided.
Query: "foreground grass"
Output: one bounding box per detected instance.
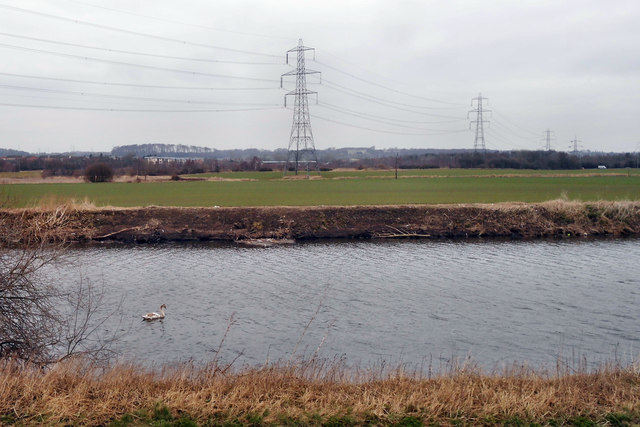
[1,359,639,426]
[2,175,640,208]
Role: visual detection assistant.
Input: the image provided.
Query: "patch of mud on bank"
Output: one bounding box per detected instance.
[1,201,639,245]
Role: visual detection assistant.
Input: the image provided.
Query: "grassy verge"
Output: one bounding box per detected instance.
[2,175,640,208]
[1,359,639,426]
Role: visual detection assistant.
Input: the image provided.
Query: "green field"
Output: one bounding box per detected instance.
[1,168,639,207]
[193,167,640,180]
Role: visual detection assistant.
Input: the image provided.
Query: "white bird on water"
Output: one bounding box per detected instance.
[142,304,166,321]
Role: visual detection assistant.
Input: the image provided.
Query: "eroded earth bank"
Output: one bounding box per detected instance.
[2,200,640,244]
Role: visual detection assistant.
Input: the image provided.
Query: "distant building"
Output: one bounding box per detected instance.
[144,155,204,164]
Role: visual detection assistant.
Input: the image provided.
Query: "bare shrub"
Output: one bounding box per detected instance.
[0,205,121,365]
[84,163,114,183]
[0,244,63,362]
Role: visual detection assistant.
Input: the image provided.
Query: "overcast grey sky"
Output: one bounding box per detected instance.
[0,0,638,154]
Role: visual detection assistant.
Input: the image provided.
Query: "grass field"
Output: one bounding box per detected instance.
[193,167,640,180]
[1,169,639,208]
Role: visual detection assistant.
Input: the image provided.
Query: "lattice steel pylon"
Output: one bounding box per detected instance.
[468,93,490,153]
[281,39,321,175]
[569,135,582,153]
[544,128,554,151]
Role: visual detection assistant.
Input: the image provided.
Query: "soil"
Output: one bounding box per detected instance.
[2,202,639,244]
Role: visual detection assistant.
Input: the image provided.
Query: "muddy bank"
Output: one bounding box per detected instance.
[2,201,639,244]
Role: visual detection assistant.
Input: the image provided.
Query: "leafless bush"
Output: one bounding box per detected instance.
[0,204,121,365]
[0,245,62,362]
[84,162,114,183]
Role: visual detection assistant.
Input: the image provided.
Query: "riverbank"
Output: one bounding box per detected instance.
[1,359,639,426]
[1,200,639,244]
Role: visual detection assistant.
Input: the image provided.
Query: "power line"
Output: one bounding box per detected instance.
[0,3,281,58]
[492,109,540,137]
[317,103,466,132]
[490,117,535,142]
[0,102,282,113]
[312,59,465,106]
[484,129,531,150]
[0,31,283,65]
[0,72,280,91]
[486,121,536,150]
[61,0,290,41]
[483,130,513,149]
[310,111,470,136]
[0,42,279,82]
[318,101,464,124]
[3,89,265,111]
[0,83,280,107]
[323,79,462,111]
[313,48,467,106]
[322,81,464,119]
[484,124,534,150]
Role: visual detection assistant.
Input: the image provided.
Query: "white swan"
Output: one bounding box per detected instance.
[142,304,166,321]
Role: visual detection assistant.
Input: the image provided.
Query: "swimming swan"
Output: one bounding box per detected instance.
[142,304,166,321]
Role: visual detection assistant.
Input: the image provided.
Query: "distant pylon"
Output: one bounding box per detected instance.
[569,135,582,153]
[544,129,554,151]
[468,93,490,152]
[281,39,321,175]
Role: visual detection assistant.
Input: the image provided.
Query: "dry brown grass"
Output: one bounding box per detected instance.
[539,199,640,230]
[31,195,98,211]
[0,358,639,426]
[0,204,95,246]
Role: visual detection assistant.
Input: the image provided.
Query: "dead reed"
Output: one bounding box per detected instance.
[0,358,639,426]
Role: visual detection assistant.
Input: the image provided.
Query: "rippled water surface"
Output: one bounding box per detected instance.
[46,239,640,369]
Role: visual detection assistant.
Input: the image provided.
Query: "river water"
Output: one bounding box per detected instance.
[44,239,640,371]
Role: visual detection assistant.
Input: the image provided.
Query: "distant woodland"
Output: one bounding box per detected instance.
[0,143,638,176]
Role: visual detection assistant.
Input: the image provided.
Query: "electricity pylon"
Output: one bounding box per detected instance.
[468,93,490,153]
[281,39,321,176]
[544,129,554,151]
[569,135,582,153]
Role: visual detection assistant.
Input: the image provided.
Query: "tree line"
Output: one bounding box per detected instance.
[1,149,638,178]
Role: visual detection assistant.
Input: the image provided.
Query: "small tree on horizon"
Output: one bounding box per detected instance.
[85,163,114,183]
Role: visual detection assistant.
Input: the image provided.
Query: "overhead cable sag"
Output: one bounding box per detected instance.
[0,31,284,65]
[0,72,280,91]
[317,103,466,132]
[313,59,465,106]
[0,84,280,107]
[310,112,469,136]
[0,42,279,83]
[0,3,281,58]
[0,102,282,113]
[322,79,463,111]
[322,81,464,119]
[62,0,290,41]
